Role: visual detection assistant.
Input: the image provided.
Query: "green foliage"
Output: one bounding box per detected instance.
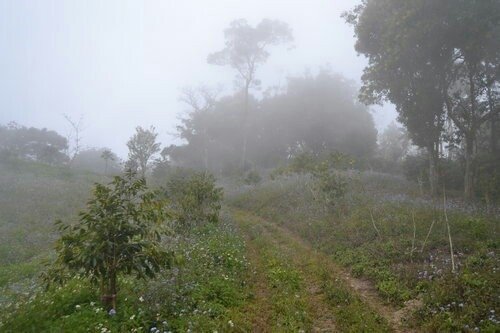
[476,153,500,205]
[244,170,262,185]
[403,152,472,193]
[141,221,250,332]
[1,217,251,332]
[1,278,160,332]
[288,151,317,174]
[229,171,499,330]
[0,159,99,266]
[72,148,121,175]
[0,122,68,165]
[418,252,500,332]
[278,151,352,209]
[126,126,161,177]
[313,165,348,209]
[321,271,389,332]
[207,18,293,88]
[164,170,223,231]
[167,71,378,172]
[346,0,500,199]
[46,171,171,309]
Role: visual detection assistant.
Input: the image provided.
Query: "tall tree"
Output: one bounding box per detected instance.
[100,149,115,175]
[0,122,68,165]
[378,122,410,163]
[208,19,293,169]
[345,0,500,198]
[127,126,161,178]
[440,0,500,199]
[178,86,220,170]
[166,71,377,172]
[63,114,85,164]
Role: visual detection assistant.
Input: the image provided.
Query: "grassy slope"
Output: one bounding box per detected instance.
[228,172,500,332]
[0,159,103,265]
[0,158,104,310]
[0,219,252,332]
[2,160,498,332]
[234,209,391,332]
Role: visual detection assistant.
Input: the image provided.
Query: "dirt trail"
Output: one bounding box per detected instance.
[234,209,421,333]
[239,226,274,332]
[262,224,338,332]
[236,210,338,332]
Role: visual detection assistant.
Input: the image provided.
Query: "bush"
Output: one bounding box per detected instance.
[313,166,348,209]
[44,171,171,311]
[164,170,223,231]
[244,170,262,185]
[476,153,500,205]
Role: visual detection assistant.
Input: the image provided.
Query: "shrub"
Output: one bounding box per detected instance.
[313,165,348,209]
[164,170,223,231]
[476,153,500,205]
[244,170,262,185]
[44,171,171,311]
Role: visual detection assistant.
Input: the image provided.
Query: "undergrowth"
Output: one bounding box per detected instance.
[0,218,251,332]
[228,172,500,332]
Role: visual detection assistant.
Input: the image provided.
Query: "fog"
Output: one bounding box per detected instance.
[1,1,499,330]
[0,0,396,157]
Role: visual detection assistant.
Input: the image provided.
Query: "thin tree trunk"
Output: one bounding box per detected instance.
[204,128,209,171]
[241,81,250,170]
[491,108,498,154]
[110,272,117,310]
[428,145,439,196]
[141,161,147,179]
[369,209,381,238]
[443,188,455,273]
[410,210,416,262]
[464,134,475,200]
[421,219,436,253]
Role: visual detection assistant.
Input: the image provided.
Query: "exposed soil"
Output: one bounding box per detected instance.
[234,209,423,333]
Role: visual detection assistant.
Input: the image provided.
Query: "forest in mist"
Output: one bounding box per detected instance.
[0,1,499,332]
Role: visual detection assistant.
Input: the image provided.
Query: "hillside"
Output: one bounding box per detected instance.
[0,159,104,302]
[228,171,500,332]
[0,162,499,332]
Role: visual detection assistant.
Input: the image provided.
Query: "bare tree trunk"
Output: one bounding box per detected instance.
[443,188,455,273]
[203,128,209,171]
[464,134,475,201]
[428,144,439,196]
[141,162,146,179]
[110,273,117,310]
[491,109,498,154]
[241,82,250,170]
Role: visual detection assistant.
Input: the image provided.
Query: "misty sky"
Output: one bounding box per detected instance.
[0,0,397,158]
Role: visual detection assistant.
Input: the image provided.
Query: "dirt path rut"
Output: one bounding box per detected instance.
[233,209,420,333]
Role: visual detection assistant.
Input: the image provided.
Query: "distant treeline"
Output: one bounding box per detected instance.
[166,70,377,173]
[0,122,121,175]
[345,0,500,201]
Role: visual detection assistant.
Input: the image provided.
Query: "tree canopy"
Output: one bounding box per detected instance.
[346,0,500,198]
[127,126,161,178]
[0,122,68,165]
[48,172,170,310]
[166,70,377,173]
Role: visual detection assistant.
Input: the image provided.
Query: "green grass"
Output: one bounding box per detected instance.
[0,218,252,332]
[228,172,500,332]
[236,212,311,332]
[2,159,498,332]
[319,270,389,332]
[234,210,391,332]
[0,159,105,311]
[0,159,103,266]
